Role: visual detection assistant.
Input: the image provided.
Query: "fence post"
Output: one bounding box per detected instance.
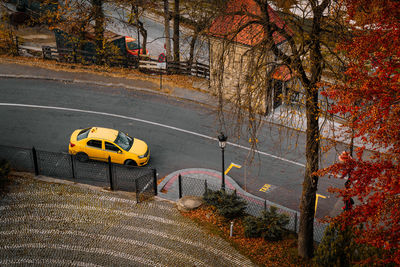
[135,179,140,203]
[32,147,39,176]
[153,169,158,196]
[264,200,267,212]
[294,212,298,233]
[124,55,128,68]
[15,36,19,56]
[178,174,182,199]
[160,72,162,91]
[204,179,208,194]
[108,156,114,191]
[70,154,75,179]
[73,45,77,64]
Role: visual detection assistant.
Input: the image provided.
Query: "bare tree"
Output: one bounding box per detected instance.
[173,0,180,61]
[92,0,104,63]
[179,0,227,66]
[163,0,172,61]
[210,0,346,259]
[126,0,152,56]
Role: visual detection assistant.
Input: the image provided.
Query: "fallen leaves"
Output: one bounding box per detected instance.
[181,205,310,267]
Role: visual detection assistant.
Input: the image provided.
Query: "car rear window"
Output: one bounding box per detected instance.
[77,128,91,141]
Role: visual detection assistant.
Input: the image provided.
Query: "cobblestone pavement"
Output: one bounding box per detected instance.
[0,175,255,266]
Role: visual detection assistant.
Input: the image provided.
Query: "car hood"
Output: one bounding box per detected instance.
[128,138,148,156]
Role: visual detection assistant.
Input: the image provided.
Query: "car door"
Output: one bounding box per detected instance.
[85,139,106,161]
[104,141,125,164]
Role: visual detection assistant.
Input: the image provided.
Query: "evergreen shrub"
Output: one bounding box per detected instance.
[203,189,247,220]
[244,206,289,241]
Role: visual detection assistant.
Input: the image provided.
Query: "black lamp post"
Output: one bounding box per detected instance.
[218,132,228,191]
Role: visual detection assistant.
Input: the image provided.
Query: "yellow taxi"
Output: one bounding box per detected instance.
[68,127,150,166]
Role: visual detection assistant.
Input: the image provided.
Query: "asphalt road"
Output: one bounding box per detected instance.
[0,77,346,218]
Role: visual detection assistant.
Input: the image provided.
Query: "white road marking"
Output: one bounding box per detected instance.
[0,103,305,167]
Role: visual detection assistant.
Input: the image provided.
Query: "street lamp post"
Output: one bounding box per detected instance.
[218,132,228,191]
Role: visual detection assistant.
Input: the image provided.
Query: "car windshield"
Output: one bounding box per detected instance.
[127,41,140,50]
[114,131,133,151]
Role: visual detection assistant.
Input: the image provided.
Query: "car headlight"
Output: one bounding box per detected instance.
[138,149,149,159]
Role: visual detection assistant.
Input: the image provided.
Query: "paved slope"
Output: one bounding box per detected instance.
[0,175,255,266]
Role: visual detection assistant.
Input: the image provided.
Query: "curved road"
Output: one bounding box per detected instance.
[0,77,345,218]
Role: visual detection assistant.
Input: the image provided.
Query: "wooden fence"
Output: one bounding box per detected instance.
[42,46,209,79]
[42,46,138,68]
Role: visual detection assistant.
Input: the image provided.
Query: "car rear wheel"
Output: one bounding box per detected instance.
[124,159,137,166]
[76,152,89,162]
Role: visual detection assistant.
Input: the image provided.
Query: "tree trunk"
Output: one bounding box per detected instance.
[138,21,147,56]
[188,31,198,67]
[298,84,320,258]
[92,0,104,64]
[173,0,180,62]
[297,2,327,258]
[163,0,172,61]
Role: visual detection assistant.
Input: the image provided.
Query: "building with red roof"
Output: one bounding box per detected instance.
[208,0,301,115]
[209,0,291,46]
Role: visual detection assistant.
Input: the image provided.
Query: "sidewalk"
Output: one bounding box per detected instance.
[0,59,213,107]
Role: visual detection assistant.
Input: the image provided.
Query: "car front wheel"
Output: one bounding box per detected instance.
[76,152,89,162]
[124,159,137,166]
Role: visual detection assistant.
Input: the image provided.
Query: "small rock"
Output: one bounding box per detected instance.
[177,196,203,212]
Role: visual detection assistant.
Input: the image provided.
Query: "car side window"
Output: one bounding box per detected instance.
[87,139,102,149]
[105,142,120,153]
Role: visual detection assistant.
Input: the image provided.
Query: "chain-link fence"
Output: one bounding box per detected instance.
[179,174,327,243]
[0,145,157,202]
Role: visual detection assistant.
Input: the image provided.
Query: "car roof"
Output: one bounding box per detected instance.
[87,127,119,142]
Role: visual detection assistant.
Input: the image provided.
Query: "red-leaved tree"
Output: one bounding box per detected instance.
[322,0,400,265]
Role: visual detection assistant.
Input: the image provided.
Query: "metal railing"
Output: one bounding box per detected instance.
[177,174,327,243]
[0,145,157,202]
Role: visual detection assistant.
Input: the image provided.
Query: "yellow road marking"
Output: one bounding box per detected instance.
[225,163,242,175]
[315,194,327,216]
[259,184,271,192]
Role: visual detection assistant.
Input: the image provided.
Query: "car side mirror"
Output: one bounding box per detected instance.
[118,150,122,154]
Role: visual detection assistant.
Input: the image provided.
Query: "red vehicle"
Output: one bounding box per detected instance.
[125,36,149,57]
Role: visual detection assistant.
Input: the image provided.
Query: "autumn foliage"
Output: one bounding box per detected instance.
[322,0,400,265]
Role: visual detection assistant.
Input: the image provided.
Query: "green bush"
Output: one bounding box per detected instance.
[203,189,247,220]
[313,223,395,267]
[243,215,261,238]
[244,206,290,241]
